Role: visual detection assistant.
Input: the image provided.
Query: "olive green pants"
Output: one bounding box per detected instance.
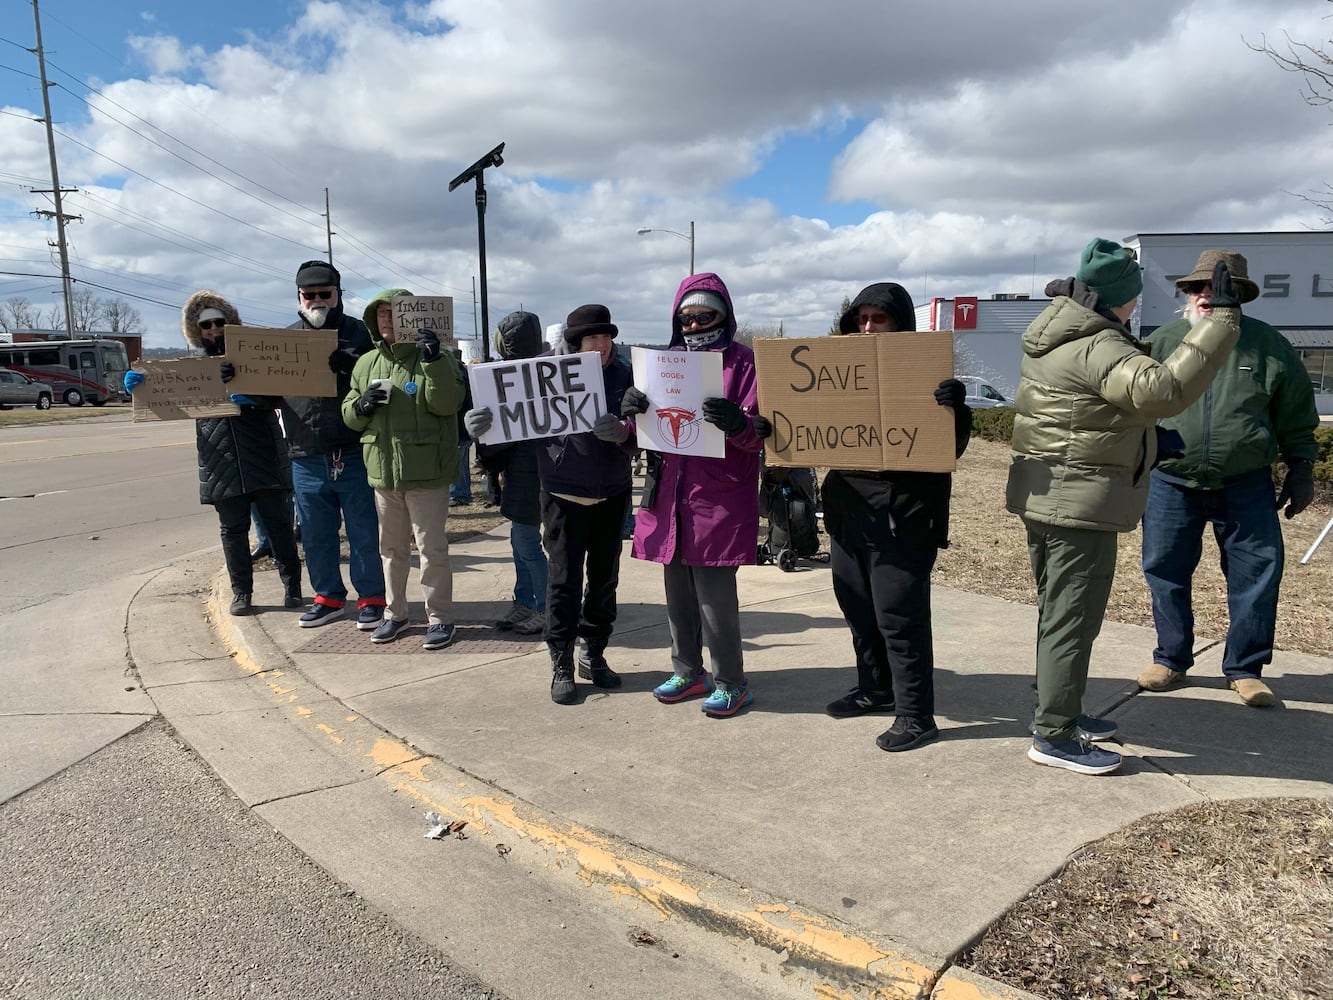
[1024,519,1118,739]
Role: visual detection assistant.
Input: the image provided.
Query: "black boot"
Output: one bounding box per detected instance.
[577,638,622,688]
[549,642,577,705]
[283,583,304,610]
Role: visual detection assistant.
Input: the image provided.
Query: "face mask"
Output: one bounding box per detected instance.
[202,334,226,356]
[300,303,331,327]
[683,327,723,350]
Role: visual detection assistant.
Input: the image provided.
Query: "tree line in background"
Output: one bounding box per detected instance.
[0,290,143,335]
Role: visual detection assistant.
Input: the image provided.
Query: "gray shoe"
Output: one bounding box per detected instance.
[513,610,546,636]
[495,601,532,631]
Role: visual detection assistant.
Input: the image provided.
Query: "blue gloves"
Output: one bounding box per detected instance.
[229,394,258,407]
[418,329,441,364]
[124,370,145,394]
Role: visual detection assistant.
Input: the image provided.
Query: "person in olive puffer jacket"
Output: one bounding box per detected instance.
[342,288,466,651]
[1006,239,1241,777]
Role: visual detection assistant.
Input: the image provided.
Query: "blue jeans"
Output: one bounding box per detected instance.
[1141,468,1283,680]
[451,441,473,503]
[291,451,384,606]
[511,521,548,612]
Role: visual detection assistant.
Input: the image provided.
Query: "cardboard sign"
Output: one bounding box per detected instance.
[223,326,337,397]
[630,347,725,458]
[131,358,240,422]
[393,295,454,343]
[467,352,608,445]
[754,333,957,472]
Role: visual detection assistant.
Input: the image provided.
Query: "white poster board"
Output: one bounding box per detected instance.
[467,352,608,445]
[630,347,725,458]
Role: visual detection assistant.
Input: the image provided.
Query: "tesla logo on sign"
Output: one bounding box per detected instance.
[953,297,978,330]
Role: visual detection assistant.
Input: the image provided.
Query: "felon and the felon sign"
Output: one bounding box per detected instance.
[221,327,337,397]
[753,332,957,472]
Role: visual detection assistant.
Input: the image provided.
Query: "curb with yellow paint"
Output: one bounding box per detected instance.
[206,574,1041,1000]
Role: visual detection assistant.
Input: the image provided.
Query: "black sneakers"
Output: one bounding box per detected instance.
[825,688,895,719]
[875,716,940,753]
[229,593,253,616]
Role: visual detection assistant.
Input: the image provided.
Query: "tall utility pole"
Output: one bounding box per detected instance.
[323,187,334,265]
[29,0,78,335]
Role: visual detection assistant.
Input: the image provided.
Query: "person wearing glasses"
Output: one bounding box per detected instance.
[1007,239,1242,776]
[1138,249,1319,709]
[621,274,765,718]
[281,260,386,630]
[124,291,304,617]
[818,283,973,751]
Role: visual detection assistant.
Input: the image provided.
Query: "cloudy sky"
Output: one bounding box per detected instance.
[0,0,1329,349]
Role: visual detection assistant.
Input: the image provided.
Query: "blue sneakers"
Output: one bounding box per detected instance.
[1028,735,1122,775]
[422,623,456,650]
[653,670,714,704]
[701,682,754,718]
[1075,715,1118,742]
[299,601,345,628]
[371,617,410,644]
[356,604,385,631]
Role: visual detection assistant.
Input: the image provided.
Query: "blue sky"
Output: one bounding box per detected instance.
[0,0,1329,348]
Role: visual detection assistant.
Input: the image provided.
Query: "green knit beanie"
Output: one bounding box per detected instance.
[1075,238,1143,308]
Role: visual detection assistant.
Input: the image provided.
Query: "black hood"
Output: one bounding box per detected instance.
[496,310,544,360]
[837,282,917,334]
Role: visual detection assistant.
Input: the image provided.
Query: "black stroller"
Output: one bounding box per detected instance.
[756,464,824,572]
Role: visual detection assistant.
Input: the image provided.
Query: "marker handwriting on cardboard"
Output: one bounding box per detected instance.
[786,345,872,393]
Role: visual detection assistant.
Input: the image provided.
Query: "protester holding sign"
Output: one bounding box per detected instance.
[820,283,972,752]
[342,288,466,651]
[623,273,764,719]
[135,291,304,617]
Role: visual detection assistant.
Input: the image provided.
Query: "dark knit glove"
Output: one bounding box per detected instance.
[417,329,441,364]
[620,386,649,417]
[219,361,235,384]
[592,413,631,444]
[1208,261,1241,310]
[1276,459,1315,519]
[934,378,965,408]
[464,407,493,438]
[753,414,773,440]
[353,384,389,417]
[328,347,357,374]
[701,397,746,437]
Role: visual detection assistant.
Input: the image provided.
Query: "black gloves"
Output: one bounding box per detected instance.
[353,383,389,417]
[328,347,358,375]
[417,329,441,363]
[592,413,631,444]
[620,386,649,417]
[1277,459,1315,519]
[934,378,965,408]
[701,396,747,437]
[1208,260,1241,310]
[219,361,235,384]
[753,414,773,440]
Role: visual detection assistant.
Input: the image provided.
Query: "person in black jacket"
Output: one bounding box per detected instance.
[181,290,303,616]
[821,283,972,752]
[281,260,386,630]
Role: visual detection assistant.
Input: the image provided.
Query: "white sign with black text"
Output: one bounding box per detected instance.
[467,352,608,445]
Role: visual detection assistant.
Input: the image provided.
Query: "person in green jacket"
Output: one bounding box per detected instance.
[1138,249,1319,708]
[342,289,466,650]
[1006,239,1241,776]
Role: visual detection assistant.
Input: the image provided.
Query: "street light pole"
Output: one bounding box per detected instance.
[636,221,695,275]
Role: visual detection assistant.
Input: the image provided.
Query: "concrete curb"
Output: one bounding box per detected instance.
[200,567,1048,1000]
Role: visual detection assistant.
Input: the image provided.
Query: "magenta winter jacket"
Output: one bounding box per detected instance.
[631,273,763,567]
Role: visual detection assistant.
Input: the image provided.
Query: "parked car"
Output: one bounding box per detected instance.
[957,375,1009,408]
[0,368,54,410]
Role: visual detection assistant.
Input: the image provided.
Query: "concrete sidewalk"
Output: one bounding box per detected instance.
[130,525,1333,1000]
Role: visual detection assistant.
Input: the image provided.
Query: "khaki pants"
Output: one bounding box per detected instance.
[375,486,452,625]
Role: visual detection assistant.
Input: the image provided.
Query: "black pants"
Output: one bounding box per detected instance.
[541,489,629,647]
[215,490,302,599]
[829,533,937,719]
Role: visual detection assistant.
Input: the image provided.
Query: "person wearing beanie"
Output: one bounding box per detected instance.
[123,290,304,616]
[1006,239,1244,775]
[820,282,973,751]
[466,311,551,637]
[281,259,386,631]
[342,288,466,651]
[1138,248,1319,709]
[623,272,765,718]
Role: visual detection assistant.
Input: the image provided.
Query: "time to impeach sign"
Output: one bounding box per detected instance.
[753,332,957,472]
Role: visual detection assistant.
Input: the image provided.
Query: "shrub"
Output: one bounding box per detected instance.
[970,407,1014,443]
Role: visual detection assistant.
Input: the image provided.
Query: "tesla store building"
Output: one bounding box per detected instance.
[919,230,1333,414]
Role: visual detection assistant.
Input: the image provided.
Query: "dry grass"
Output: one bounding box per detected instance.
[936,438,1333,658]
[0,401,131,426]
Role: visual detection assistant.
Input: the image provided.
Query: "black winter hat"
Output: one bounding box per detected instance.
[837,282,917,334]
[562,303,618,344]
[296,259,341,287]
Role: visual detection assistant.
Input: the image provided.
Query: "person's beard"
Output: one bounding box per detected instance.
[1183,299,1208,329]
[300,302,332,328]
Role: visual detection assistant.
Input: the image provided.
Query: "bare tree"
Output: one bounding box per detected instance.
[69,287,105,333]
[104,297,144,334]
[0,297,40,333]
[732,322,785,347]
[41,303,64,330]
[1248,4,1333,222]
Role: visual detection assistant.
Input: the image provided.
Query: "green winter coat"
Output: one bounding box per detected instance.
[1147,313,1319,489]
[1006,284,1240,532]
[341,288,465,492]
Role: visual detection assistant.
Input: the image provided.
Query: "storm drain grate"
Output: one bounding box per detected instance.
[291,620,545,655]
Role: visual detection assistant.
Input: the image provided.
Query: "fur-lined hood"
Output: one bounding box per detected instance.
[181,290,241,349]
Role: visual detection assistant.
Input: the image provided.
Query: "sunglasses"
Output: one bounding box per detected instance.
[678,309,720,329]
[1179,281,1212,296]
[300,289,335,301]
[198,319,226,330]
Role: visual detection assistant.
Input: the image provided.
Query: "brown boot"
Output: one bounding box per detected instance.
[1137,663,1186,692]
[1229,677,1275,707]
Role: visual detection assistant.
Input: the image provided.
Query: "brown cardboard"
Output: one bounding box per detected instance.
[392,295,454,343]
[131,358,240,422]
[753,332,957,472]
[222,326,337,397]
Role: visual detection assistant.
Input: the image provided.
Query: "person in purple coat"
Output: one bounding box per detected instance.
[622,273,766,718]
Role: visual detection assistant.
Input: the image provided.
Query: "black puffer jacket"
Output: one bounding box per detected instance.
[282,306,373,458]
[182,290,292,505]
[476,311,545,526]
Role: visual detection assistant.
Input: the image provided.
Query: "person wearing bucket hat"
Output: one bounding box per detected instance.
[1007,239,1244,775]
[1137,248,1319,709]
